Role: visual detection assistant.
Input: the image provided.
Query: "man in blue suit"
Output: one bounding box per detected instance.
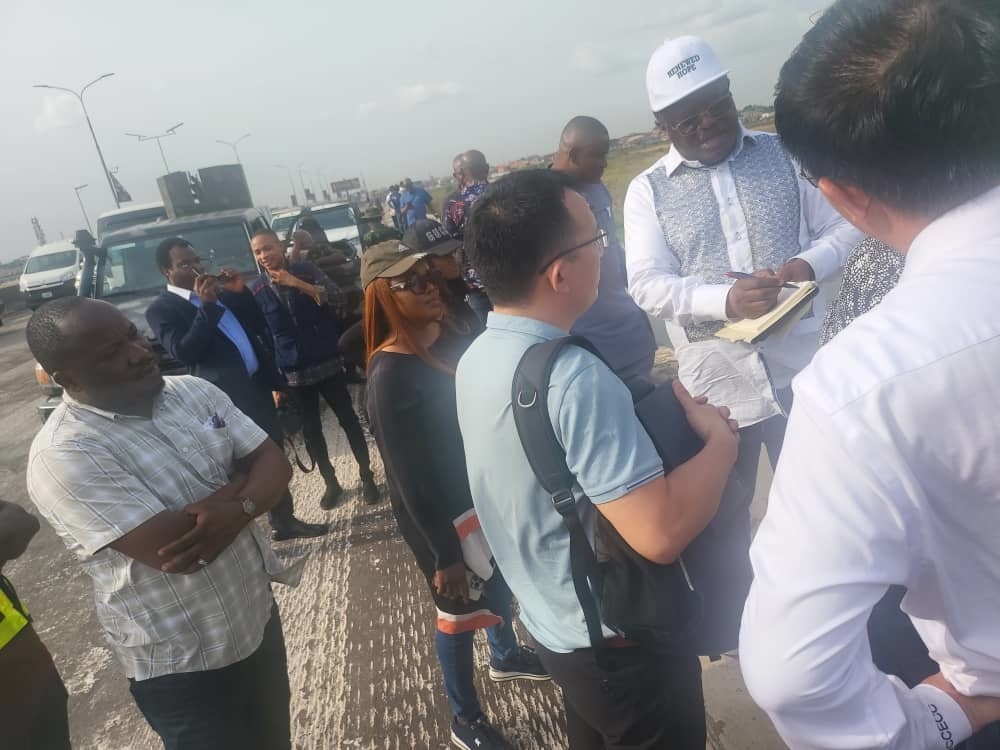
[145,238,328,541]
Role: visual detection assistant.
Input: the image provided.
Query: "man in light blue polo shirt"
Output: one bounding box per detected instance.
[456,169,738,749]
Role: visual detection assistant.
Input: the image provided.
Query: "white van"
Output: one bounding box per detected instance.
[20,241,82,310]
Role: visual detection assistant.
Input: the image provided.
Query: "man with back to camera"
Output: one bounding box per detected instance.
[456,169,740,748]
[146,237,329,541]
[551,116,657,380]
[739,1,1000,748]
[25,296,296,750]
[624,35,862,651]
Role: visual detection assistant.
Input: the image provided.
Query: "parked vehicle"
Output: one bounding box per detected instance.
[295,202,363,254]
[19,241,82,310]
[35,207,270,422]
[95,202,168,243]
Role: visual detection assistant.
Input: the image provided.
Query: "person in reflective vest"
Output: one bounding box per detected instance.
[0,499,71,749]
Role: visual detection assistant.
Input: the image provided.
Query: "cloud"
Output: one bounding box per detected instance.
[571,46,641,76]
[34,94,82,131]
[396,81,463,108]
[357,100,378,116]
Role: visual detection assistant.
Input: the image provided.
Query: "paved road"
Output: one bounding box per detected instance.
[0,315,785,749]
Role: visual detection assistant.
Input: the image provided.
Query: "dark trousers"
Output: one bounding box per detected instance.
[129,603,290,750]
[232,374,297,530]
[535,641,705,750]
[2,627,71,750]
[292,370,371,486]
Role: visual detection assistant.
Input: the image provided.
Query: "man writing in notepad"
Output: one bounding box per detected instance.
[624,36,861,650]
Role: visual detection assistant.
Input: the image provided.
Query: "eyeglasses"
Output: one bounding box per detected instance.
[799,165,820,188]
[389,269,436,295]
[667,93,735,137]
[538,230,608,275]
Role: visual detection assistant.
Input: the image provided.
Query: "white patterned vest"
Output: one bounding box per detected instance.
[645,135,802,341]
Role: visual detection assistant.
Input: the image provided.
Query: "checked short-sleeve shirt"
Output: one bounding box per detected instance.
[27,375,281,680]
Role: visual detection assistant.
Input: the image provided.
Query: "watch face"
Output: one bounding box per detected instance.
[241,497,255,517]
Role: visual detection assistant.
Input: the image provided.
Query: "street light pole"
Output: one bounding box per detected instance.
[275,164,298,204]
[73,184,92,233]
[217,133,251,164]
[33,74,120,208]
[297,163,309,199]
[125,123,184,173]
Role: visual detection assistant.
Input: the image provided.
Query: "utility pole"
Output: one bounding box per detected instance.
[33,74,120,208]
[126,123,184,173]
[73,184,93,233]
[31,217,46,246]
[275,164,298,206]
[217,133,251,164]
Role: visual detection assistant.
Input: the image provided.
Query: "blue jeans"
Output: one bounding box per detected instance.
[434,573,517,722]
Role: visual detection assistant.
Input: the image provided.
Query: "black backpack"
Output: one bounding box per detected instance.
[512,336,747,655]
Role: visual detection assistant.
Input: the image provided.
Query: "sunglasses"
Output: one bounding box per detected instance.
[389,268,436,295]
[537,230,609,275]
[667,93,735,137]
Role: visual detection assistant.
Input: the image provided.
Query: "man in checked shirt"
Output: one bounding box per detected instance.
[26,296,295,750]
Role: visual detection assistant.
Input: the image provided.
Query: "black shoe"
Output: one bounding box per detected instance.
[450,716,511,750]
[489,645,551,683]
[320,478,345,510]
[271,518,330,541]
[361,474,380,505]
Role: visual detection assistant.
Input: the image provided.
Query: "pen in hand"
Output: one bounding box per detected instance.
[726,271,798,289]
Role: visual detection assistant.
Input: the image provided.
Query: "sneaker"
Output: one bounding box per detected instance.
[320,478,344,510]
[361,474,381,505]
[450,716,512,750]
[489,645,551,683]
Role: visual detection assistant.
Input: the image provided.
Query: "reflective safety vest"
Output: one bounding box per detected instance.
[0,577,29,651]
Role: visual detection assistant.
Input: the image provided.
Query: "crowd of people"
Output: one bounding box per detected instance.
[6,0,1000,748]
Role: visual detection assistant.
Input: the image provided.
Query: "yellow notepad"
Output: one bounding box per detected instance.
[715,281,819,344]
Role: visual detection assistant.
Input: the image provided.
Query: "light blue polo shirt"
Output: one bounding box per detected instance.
[455,312,664,652]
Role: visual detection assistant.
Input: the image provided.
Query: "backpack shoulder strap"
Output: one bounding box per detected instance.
[511,335,609,650]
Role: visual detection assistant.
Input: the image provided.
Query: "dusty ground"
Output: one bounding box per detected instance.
[0,316,784,749]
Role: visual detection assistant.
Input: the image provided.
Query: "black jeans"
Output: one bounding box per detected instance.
[292,370,371,485]
[129,603,290,750]
[233,374,299,530]
[535,640,705,750]
[3,628,71,750]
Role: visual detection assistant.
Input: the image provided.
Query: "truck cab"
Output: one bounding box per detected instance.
[35,207,270,421]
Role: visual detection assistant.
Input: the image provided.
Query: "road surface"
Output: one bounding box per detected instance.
[0,312,784,749]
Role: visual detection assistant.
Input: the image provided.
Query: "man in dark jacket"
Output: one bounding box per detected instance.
[249,229,379,507]
[146,238,328,541]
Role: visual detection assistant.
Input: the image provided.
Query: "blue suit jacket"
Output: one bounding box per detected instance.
[145,288,283,434]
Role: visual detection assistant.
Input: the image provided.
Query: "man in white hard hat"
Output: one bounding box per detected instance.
[623,36,862,653]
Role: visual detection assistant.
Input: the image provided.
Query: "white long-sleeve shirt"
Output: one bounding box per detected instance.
[624,129,862,423]
[739,185,1000,749]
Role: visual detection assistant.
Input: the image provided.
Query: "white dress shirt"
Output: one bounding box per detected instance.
[740,185,1000,749]
[624,129,862,424]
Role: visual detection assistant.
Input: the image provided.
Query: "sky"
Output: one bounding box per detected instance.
[0,0,825,262]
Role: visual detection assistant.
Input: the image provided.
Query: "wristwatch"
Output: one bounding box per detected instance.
[239,496,256,518]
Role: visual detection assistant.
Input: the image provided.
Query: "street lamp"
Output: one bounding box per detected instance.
[73,184,92,234]
[125,123,184,173]
[217,133,251,164]
[275,164,298,205]
[33,73,120,208]
[297,162,310,199]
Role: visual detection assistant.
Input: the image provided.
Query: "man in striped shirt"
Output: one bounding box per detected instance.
[26,296,295,750]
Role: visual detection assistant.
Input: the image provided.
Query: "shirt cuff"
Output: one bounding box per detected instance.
[791,245,837,283]
[912,683,973,749]
[691,284,732,322]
